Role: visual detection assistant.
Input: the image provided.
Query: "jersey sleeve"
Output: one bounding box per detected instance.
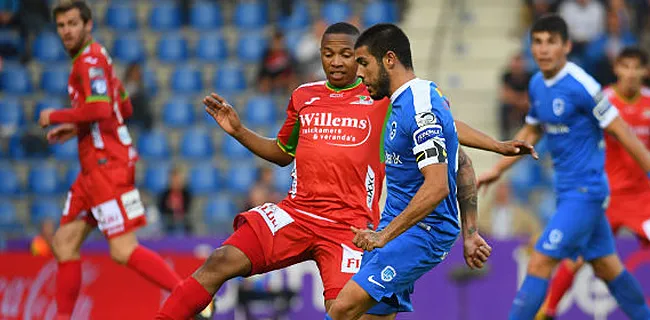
[525,81,540,125]
[49,54,112,124]
[408,90,449,170]
[577,82,619,128]
[276,95,300,157]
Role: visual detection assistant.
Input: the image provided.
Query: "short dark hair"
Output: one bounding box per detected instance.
[324,22,360,37]
[355,23,413,70]
[617,47,648,66]
[530,14,569,42]
[52,0,92,24]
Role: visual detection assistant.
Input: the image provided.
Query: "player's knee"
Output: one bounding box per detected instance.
[590,255,624,282]
[328,300,358,320]
[197,246,250,282]
[52,228,79,261]
[109,244,135,265]
[526,252,557,278]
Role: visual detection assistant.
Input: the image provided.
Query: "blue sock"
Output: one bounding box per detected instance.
[607,270,650,320]
[324,315,333,320]
[508,275,549,320]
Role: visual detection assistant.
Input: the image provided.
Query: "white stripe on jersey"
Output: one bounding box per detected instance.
[566,63,601,97]
[411,79,434,114]
[297,80,326,89]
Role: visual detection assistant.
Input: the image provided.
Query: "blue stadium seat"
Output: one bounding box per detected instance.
[51,138,78,161]
[28,164,61,195]
[33,32,67,62]
[162,98,195,128]
[284,29,305,57]
[33,98,64,121]
[105,2,138,31]
[234,1,268,29]
[157,33,189,63]
[0,201,21,233]
[63,163,80,190]
[190,1,223,30]
[237,32,268,63]
[321,1,352,24]
[273,164,294,193]
[226,162,257,194]
[278,2,311,30]
[136,130,171,160]
[203,194,236,226]
[30,198,61,224]
[40,66,70,95]
[0,98,24,128]
[142,66,159,94]
[244,95,277,127]
[112,34,145,63]
[1,64,32,95]
[213,64,246,93]
[0,166,20,196]
[188,163,220,195]
[170,65,203,93]
[196,33,228,62]
[180,127,214,160]
[221,136,252,160]
[0,30,21,59]
[149,2,182,31]
[363,1,398,26]
[142,162,171,194]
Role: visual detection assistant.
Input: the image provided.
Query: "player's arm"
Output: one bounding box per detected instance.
[455,120,538,159]
[477,123,543,189]
[204,93,293,167]
[116,79,133,119]
[605,116,650,173]
[49,57,113,125]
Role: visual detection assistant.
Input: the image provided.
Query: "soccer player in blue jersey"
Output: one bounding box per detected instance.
[326,23,493,320]
[478,15,650,320]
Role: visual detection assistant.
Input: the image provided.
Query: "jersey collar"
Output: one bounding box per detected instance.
[72,39,94,63]
[613,86,641,105]
[543,62,573,87]
[326,78,362,92]
[390,78,419,104]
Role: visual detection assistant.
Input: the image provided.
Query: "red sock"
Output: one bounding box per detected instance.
[56,260,82,319]
[126,246,181,291]
[156,277,213,320]
[545,261,578,316]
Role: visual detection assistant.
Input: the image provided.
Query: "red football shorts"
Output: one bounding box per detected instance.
[607,190,650,247]
[60,164,146,239]
[222,202,364,301]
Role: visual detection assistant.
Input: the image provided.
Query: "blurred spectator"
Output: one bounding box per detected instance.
[158,166,193,235]
[559,0,606,59]
[31,218,55,257]
[296,19,327,83]
[609,0,632,33]
[258,30,298,94]
[478,182,541,240]
[11,0,51,63]
[499,53,533,140]
[245,166,282,209]
[123,64,154,131]
[0,0,17,27]
[585,10,637,85]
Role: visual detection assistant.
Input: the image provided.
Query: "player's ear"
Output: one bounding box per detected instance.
[563,39,572,56]
[384,51,397,70]
[85,19,93,33]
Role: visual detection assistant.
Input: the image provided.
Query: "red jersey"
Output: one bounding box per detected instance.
[50,41,137,172]
[604,86,650,194]
[276,79,390,229]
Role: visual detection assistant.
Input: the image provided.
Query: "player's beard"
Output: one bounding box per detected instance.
[370,64,392,100]
[68,30,89,56]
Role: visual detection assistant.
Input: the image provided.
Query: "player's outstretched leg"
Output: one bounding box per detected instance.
[51,220,94,320]
[156,245,252,320]
[328,280,380,320]
[590,254,650,319]
[509,251,559,320]
[108,231,181,291]
[538,258,584,319]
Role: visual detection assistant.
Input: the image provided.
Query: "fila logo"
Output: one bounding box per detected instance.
[305,97,320,105]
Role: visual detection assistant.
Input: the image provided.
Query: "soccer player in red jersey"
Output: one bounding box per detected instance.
[538,47,650,319]
[37,2,181,319]
[156,22,535,320]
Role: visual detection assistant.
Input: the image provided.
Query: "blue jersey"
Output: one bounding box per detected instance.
[526,62,619,193]
[383,78,459,232]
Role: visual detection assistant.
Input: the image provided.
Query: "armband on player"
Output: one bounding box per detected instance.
[647,172,650,180]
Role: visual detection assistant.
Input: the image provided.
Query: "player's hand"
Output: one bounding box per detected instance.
[463,232,492,269]
[476,167,502,193]
[38,108,55,128]
[351,226,387,251]
[203,93,243,136]
[497,140,539,160]
[46,124,77,144]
